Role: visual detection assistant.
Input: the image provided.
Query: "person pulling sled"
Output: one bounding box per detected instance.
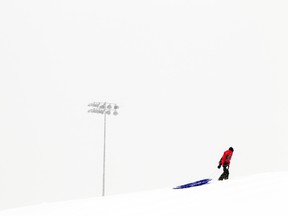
[217,147,234,180]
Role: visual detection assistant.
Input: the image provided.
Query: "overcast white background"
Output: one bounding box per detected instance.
[1,0,288,210]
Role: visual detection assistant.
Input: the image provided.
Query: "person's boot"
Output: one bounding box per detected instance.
[218,174,224,181]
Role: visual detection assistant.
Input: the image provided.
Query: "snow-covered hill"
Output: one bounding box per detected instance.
[1,172,287,216]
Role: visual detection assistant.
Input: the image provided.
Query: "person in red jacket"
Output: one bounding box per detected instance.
[217,147,234,180]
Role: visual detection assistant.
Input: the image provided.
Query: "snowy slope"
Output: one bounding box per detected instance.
[1,172,287,216]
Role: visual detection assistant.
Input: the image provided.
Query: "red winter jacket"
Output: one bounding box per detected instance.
[219,149,233,167]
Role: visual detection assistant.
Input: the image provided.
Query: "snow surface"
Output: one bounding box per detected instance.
[1,172,287,216]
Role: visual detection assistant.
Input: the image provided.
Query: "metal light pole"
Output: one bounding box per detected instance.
[88,102,119,196]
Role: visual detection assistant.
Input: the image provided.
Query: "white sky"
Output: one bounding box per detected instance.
[1,0,288,210]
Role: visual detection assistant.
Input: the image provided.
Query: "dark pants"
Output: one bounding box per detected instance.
[218,166,229,180]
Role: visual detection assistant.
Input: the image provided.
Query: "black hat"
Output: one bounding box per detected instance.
[229,147,234,152]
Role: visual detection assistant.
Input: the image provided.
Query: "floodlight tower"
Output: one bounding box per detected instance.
[88,102,119,196]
